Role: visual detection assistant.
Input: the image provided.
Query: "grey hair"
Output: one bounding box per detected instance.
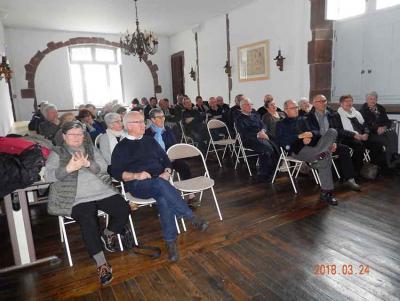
[366,91,378,100]
[43,104,57,117]
[61,120,84,134]
[298,98,309,106]
[284,99,296,109]
[123,111,144,128]
[104,112,121,126]
[239,97,250,110]
[149,108,163,119]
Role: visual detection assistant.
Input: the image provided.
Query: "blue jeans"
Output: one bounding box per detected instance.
[125,177,195,241]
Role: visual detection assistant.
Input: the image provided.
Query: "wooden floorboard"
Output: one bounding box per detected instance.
[0,158,399,300]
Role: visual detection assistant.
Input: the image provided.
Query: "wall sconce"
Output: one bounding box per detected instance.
[189,66,196,81]
[273,50,285,71]
[0,56,12,82]
[223,61,232,76]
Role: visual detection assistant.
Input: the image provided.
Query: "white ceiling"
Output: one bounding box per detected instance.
[0,0,255,36]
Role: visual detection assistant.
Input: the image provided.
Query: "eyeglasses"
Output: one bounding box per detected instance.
[153,115,165,119]
[112,120,122,124]
[66,133,84,137]
[127,120,145,124]
[286,106,299,110]
[314,99,327,103]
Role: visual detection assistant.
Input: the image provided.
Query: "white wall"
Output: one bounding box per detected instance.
[5,28,172,120]
[169,0,311,108]
[0,21,14,136]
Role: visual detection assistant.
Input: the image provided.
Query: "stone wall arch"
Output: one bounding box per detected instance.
[21,37,162,109]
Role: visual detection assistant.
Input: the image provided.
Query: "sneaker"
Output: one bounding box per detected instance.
[343,178,361,191]
[101,231,118,253]
[320,191,338,206]
[166,241,179,262]
[192,218,209,232]
[97,263,113,285]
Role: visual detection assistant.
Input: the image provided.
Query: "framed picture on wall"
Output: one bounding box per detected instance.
[238,40,269,82]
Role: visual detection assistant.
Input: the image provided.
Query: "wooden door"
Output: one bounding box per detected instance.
[171,51,185,103]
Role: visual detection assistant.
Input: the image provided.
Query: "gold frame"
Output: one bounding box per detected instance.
[237,40,269,82]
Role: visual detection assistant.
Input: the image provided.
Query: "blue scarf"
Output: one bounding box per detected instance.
[150,124,166,151]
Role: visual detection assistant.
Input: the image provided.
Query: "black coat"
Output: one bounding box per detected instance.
[359,103,391,134]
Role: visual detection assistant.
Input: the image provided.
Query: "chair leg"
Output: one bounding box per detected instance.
[272,154,284,183]
[205,140,212,161]
[180,218,187,232]
[212,142,222,167]
[332,159,341,179]
[59,216,73,267]
[199,191,204,202]
[174,216,181,234]
[284,159,298,194]
[242,147,253,176]
[128,214,138,246]
[210,187,223,220]
[59,217,64,242]
[117,234,124,251]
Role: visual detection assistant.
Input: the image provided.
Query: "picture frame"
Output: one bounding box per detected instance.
[237,40,269,82]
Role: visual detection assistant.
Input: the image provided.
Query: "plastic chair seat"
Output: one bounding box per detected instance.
[173,176,215,192]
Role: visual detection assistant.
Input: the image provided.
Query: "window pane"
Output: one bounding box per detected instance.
[70,64,84,106]
[70,47,92,61]
[95,48,115,62]
[326,0,366,20]
[84,64,108,106]
[377,0,400,9]
[109,65,123,103]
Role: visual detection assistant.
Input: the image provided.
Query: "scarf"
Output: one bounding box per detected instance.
[337,107,365,134]
[106,128,123,156]
[150,124,165,151]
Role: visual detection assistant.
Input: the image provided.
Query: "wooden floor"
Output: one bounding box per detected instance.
[1,158,400,301]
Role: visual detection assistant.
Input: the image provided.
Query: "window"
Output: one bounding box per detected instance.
[326,0,366,20]
[69,45,123,107]
[376,0,400,9]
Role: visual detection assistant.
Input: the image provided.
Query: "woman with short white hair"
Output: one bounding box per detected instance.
[98,112,124,167]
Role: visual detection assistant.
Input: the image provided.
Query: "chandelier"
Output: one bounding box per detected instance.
[120,0,158,61]
[0,56,12,82]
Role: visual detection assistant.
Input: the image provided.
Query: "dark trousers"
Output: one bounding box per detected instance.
[125,178,194,242]
[71,194,130,257]
[334,143,355,180]
[243,138,277,177]
[369,130,398,165]
[172,159,192,180]
[341,138,365,173]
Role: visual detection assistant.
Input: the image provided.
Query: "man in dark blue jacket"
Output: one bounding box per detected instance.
[275,99,339,205]
[111,111,208,262]
[236,97,278,181]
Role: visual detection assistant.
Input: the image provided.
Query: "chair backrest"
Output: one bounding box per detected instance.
[167,143,211,178]
[94,133,104,149]
[207,119,226,130]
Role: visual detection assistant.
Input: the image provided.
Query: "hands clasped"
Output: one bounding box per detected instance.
[66,152,90,173]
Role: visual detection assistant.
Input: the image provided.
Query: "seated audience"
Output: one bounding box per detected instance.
[207,97,224,121]
[337,95,386,168]
[145,108,199,207]
[115,106,127,119]
[182,98,209,153]
[131,98,141,110]
[98,112,124,167]
[216,96,230,113]
[261,97,286,141]
[144,97,158,120]
[195,96,209,114]
[257,94,274,117]
[227,94,245,130]
[28,101,48,134]
[45,121,130,285]
[111,111,208,262]
[307,95,360,190]
[360,91,399,168]
[39,104,60,142]
[77,109,106,142]
[276,99,339,205]
[54,112,79,146]
[159,98,178,128]
[298,97,312,116]
[236,97,278,181]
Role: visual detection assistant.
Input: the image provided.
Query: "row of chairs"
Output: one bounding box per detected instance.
[59,143,223,266]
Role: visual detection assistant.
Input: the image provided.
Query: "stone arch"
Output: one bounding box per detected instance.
[21,37,162,108]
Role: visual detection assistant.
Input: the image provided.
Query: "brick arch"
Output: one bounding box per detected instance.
[21,37,162,109]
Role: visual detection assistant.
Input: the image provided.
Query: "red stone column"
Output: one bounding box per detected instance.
[308,0,333,101]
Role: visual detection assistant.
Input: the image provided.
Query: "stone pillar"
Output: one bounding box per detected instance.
[308,0,333,101]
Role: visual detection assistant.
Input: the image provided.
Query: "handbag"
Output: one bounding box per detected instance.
[360,163,379,180]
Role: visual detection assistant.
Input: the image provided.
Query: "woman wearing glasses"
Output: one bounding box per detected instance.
[45,121,130,285]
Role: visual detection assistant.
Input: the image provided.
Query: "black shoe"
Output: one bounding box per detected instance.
[192,218,209,232]
[101,231,118,253]
[166,241,179,262]
[97,263,113,285]
[188,197,201,209]
[320,191,338,206]
[343,178,361,191]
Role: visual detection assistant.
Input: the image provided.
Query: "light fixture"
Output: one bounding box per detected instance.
[120,0,158,61]
[0,55,12,82]
[223,60,232,76]
[274,50,285,71]
[189,66,196,81]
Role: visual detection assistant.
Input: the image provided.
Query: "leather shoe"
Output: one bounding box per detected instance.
[166,241,179,262]
[320,191,338,206]
[343,178,361,191]
[192,218,209,232]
